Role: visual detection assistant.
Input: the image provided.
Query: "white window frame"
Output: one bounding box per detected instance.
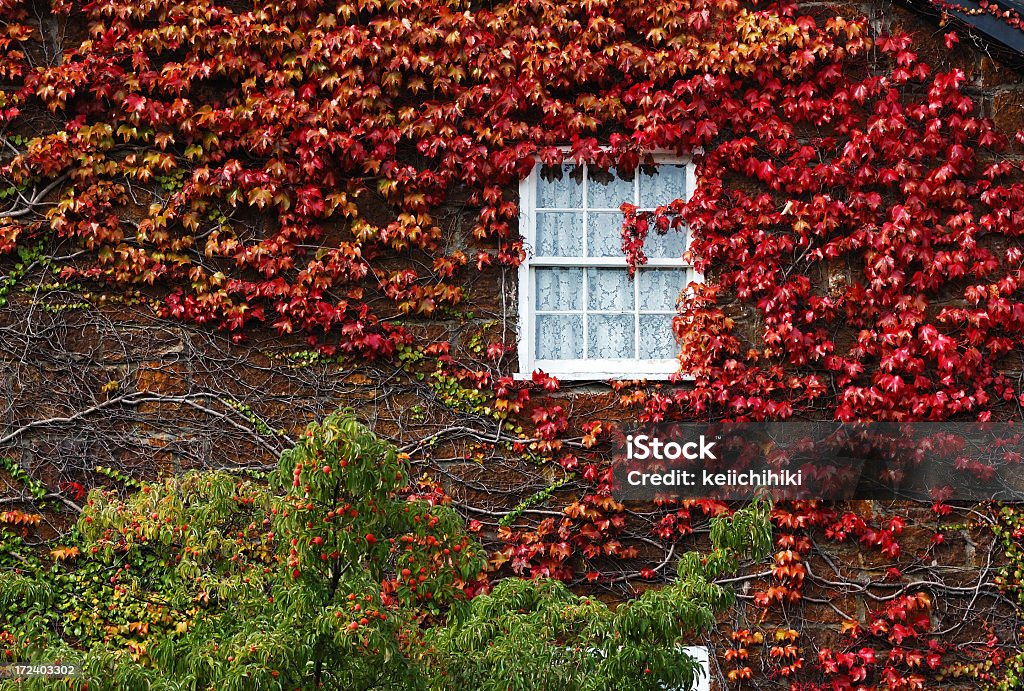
[516,153,700,381]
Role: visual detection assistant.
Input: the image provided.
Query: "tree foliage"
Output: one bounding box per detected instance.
[1,412,483,689]
[423,498,771,691]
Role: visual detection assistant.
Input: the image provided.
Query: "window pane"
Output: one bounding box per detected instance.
[587,166,634,210]
[537,164,583,208]
[535,268,583,311]
[587,212,623,257]
[638,269,687,311]
[639,314,678,359]
[639,164,687,208]
[536,314,583,360]
[587,268,633,311]
[588,314,634,359]
[645,227,688,259]
[535,212,583,257]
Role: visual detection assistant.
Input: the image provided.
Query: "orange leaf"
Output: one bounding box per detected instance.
[50,545,80,561]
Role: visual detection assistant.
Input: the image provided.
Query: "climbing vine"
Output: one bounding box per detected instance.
[3,0,1024,687]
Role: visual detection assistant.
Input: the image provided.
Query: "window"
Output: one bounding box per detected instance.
[517,155,698,380]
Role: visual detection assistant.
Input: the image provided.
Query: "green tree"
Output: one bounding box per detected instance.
[0,413,771,690]
[1,412,484,690]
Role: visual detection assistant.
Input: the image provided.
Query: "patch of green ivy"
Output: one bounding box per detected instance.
[429,370,491,412]
[0,242,45,308]
[0,456,49,500]
[989,505,1024,690]
[0,182,24,202]
[154,168,186,195]
[397,342,426,373]
[38,300,92,312]
[223,398,287,438]
[463,321,498,357]
[94,465,145,491]
[269,348,347,369]
[0,239,103,313]
[499,474,575,528]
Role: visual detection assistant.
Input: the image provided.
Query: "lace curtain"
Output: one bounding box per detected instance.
[534,267,688,361]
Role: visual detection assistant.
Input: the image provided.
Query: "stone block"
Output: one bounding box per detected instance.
[135,361,189,397]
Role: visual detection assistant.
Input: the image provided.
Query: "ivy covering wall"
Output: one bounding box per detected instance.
[3,0,1024,687]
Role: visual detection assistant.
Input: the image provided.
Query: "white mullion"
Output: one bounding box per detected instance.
[530,267,537,363]
[582,265,589,360]
[633,175,641,359]
[634,268,641,359]
[581,164,589,360]
[582,163,589,258]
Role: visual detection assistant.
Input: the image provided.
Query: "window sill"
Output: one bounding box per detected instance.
[514,360,694,382]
